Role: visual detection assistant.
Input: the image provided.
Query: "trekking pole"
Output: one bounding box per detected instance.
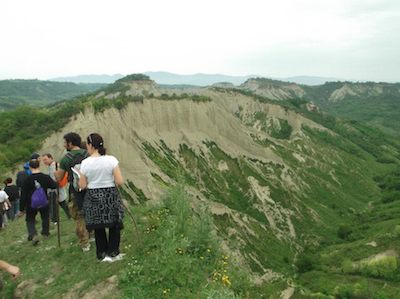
[56,163,61,248]
[118,188,141,246]
[56,188,61,247]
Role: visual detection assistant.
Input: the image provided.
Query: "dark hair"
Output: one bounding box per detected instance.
[87,133,106,155]
[29,159,40,169]
[64,132,82,147]
[43,153,53,159]
[31,152,40,160]
[4,177,12,185]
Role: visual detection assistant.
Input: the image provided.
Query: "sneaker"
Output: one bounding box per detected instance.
[32,236,39,246]
[81,244,91,252]
[100,256,113,263]
[111,253,125,262]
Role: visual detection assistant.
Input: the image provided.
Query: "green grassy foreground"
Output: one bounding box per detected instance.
[0,186,253,299]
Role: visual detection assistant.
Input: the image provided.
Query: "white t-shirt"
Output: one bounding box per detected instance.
[0,190,9,203]
[80,155,119,189]
[48,161,57,181]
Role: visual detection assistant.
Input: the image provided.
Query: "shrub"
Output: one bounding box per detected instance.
[381,191,399,203]
[341,259,355,274]
[92,97,111,113]
[359,256,398,279]
[112,97,128,110]
[394,225,400,237]
[333,282,370,299]
[269,119,293,139]
[337,225,353,240]
[296,254,314,273]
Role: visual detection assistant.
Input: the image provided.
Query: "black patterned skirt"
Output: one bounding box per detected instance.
[83,187,124,230]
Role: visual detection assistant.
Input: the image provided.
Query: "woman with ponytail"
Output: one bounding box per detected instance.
[78,133,125,262]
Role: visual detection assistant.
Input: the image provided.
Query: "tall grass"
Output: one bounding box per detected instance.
[119,185,250,298]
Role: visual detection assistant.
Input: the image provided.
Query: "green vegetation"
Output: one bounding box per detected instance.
[0,79,104,111]
[101,74,151,94]
[269,118,292,139]
[240,78,400,137]
[92,95,144,113]
[118,74,150,82]
[0,98,86,174]
[0,186,252,298]
[337,225,353,240]
[120,186,251,298]
[1,78,400,297]
[374,167,400,203]
[292,166,400,297]
[304,81,400,137]
[156,93,211,102]
[235,110,293,140]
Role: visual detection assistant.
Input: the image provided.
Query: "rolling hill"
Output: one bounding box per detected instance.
[1,74,400,298]
[0,79,105,111]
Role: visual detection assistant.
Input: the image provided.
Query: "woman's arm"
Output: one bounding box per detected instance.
[78,173,88,190]
[113,166,124,187]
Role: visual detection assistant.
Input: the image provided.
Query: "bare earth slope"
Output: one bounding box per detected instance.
[37,80,386,287]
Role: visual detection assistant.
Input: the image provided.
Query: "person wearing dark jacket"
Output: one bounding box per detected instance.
[4,178,20,221]
[21,159,57,245]
[16,163,30,192]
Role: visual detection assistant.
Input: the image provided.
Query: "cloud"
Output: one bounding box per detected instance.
[0,0,399,81]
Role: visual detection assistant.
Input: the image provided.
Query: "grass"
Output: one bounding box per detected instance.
[2,79,400,298]
[0,185,253,298]
[0,212,125,298]
[294,196,400,298]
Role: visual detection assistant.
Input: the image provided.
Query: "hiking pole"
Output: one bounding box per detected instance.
[55,163,61,248]
[118,188,141,246]
[56,188,61,247]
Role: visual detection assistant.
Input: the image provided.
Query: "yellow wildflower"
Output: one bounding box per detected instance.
[221,274,231,286]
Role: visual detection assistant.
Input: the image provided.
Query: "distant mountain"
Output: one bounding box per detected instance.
[50,72,340,86]
[241,78,400,137]
[50,74,124,84]
[284,75,341,85]
[0,79,105,111]
[50,72,253,86]
[144,71,255,86]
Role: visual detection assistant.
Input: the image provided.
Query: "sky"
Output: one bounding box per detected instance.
[1,0,399,82]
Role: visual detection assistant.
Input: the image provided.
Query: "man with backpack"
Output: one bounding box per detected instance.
[55,132,90,252]
[42,153,71,221]
[20,159,57,245]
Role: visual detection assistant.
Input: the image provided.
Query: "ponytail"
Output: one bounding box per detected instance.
[87,133,107,155]
[98,146,106,156]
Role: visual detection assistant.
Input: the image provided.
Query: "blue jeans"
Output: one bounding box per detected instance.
[7,199,20,221]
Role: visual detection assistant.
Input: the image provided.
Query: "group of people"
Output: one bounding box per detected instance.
[1,132,125,266]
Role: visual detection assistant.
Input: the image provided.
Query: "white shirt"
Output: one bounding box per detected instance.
[0,190,9,203]
[48,161,57,181]
[80,155,119,189]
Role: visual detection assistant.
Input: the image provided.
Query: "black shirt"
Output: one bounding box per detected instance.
[21,173,57,211]
[4,185,19,202]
